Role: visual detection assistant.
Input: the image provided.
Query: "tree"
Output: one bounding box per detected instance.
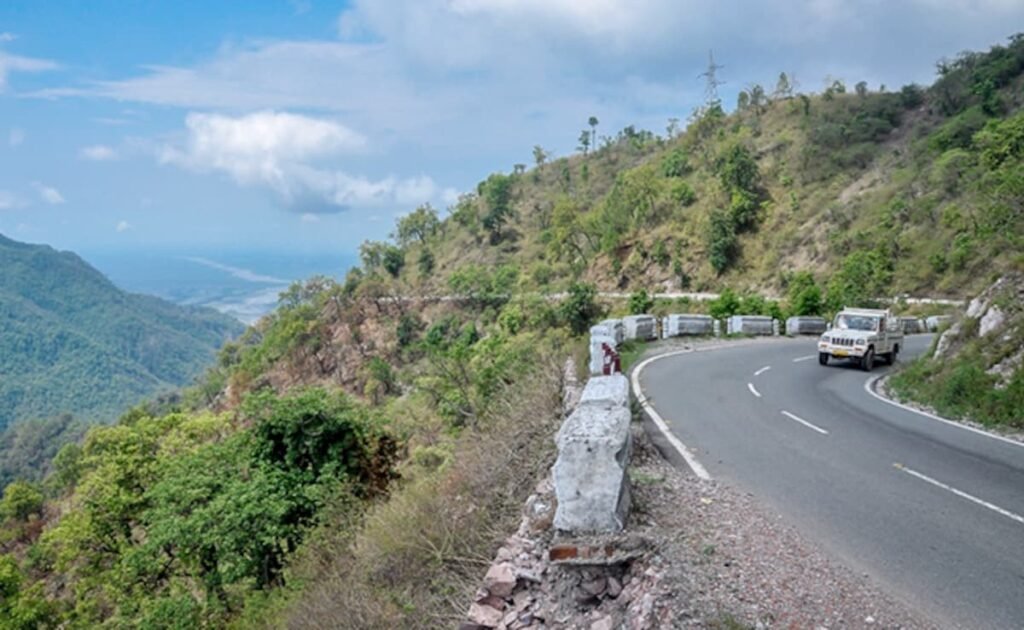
[774,72,792,99]
[382,246,405,278]
[395,204,440,245]
[666,117,680,138]
[560,282,600,336]
[480,173,515,244]
[588,116,599,148]
[737,90,750,111]
[749,84,767,113]
[786,271,823,316]
[359,240,388,271]
[578,129,591,155]
[417,248,434,276]
[855,80,869,98]
[707,209,737,274]
[708,287,741,319]
[532,145,548,169]
[2,480,43,521]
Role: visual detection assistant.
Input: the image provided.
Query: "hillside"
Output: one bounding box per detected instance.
[1,35,1023,629]
[378,33,1024,308]
[0,234,244,429]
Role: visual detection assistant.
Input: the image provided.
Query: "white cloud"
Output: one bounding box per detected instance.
[0,51,57,91]
[8,128,24,147]
[32,182,65,205]
[0,33,14,43]
[80,144,117,161]
[116,220,131,232]
[160,110,441,212]
[300,213,320,223]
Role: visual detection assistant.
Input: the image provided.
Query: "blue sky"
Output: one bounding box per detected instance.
[1,0,1022,257]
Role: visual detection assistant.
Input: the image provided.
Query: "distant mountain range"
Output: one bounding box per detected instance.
[0,234,245,429]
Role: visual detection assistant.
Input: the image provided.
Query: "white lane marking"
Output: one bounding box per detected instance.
[632,351,712,480]
[865,375,1024,450]
[894,463,1024,526]
[781,410,829,435]
[747,382,762,398]
[754,365,771,377]
[792,355,817,363]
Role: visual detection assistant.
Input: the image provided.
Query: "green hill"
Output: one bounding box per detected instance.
[0,234,244,429]
[385,33,1023,305]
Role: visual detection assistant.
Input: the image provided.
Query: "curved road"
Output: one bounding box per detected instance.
[638,336,1024,629]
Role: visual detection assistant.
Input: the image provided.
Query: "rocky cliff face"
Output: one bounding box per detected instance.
[935,273,1024,388]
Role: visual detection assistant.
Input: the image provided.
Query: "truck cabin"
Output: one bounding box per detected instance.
[833,313,881,332]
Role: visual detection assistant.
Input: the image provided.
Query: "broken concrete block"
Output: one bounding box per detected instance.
[577,374,629,410]
[553,403,632,533]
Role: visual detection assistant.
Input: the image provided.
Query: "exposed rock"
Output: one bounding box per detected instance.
[590,615,616,630]
[468,602,503,627]
[606,576,623,598]
[933,322,961,359]
[484,563,517,599]
[979,305,1006,337]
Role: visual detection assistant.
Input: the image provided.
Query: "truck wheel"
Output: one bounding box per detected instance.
[861,348,875,372]
[819,352,829,366]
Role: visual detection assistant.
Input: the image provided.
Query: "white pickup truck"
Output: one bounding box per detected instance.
[818,307,903,371]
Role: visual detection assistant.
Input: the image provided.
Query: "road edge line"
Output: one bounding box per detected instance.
[631,348,714,481]
[865,375,1024,450]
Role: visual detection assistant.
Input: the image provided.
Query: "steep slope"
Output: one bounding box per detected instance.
[382,33,1024,307]
[0,234,244,428]
[890,273,1024,429]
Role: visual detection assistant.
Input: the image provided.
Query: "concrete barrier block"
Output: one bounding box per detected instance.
[553,403,632,533]
[786,316,828,335]
[727,315,774,335]
[578,374,630,409]
[662,313,714,337]
[622,315,658,341]
[598,319,625,345]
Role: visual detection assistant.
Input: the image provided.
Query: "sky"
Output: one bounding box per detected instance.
[1,0,1022,257]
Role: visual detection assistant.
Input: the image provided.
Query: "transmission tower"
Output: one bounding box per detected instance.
[698,50,725,104]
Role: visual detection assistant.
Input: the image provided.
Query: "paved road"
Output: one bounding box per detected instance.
[638,336,1024,629]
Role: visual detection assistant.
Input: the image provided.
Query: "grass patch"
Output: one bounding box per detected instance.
[890,356,1024,429]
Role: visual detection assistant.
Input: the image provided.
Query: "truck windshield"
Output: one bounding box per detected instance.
[835,315,878,331]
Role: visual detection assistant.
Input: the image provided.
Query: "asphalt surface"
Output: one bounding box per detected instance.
[638,335,1024,629]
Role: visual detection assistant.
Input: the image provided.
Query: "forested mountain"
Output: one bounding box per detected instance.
[0,234,244,430]
[1,35,1022,629]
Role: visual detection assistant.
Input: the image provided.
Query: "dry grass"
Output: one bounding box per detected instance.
[277,358,565,629]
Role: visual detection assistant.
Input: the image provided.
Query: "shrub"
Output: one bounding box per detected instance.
[628,289,654,315]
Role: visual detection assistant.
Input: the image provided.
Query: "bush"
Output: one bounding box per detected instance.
[661,148,691,177]
[628,289,654,315]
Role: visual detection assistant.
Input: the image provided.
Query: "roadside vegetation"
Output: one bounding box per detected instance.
[1,34,1023,627]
